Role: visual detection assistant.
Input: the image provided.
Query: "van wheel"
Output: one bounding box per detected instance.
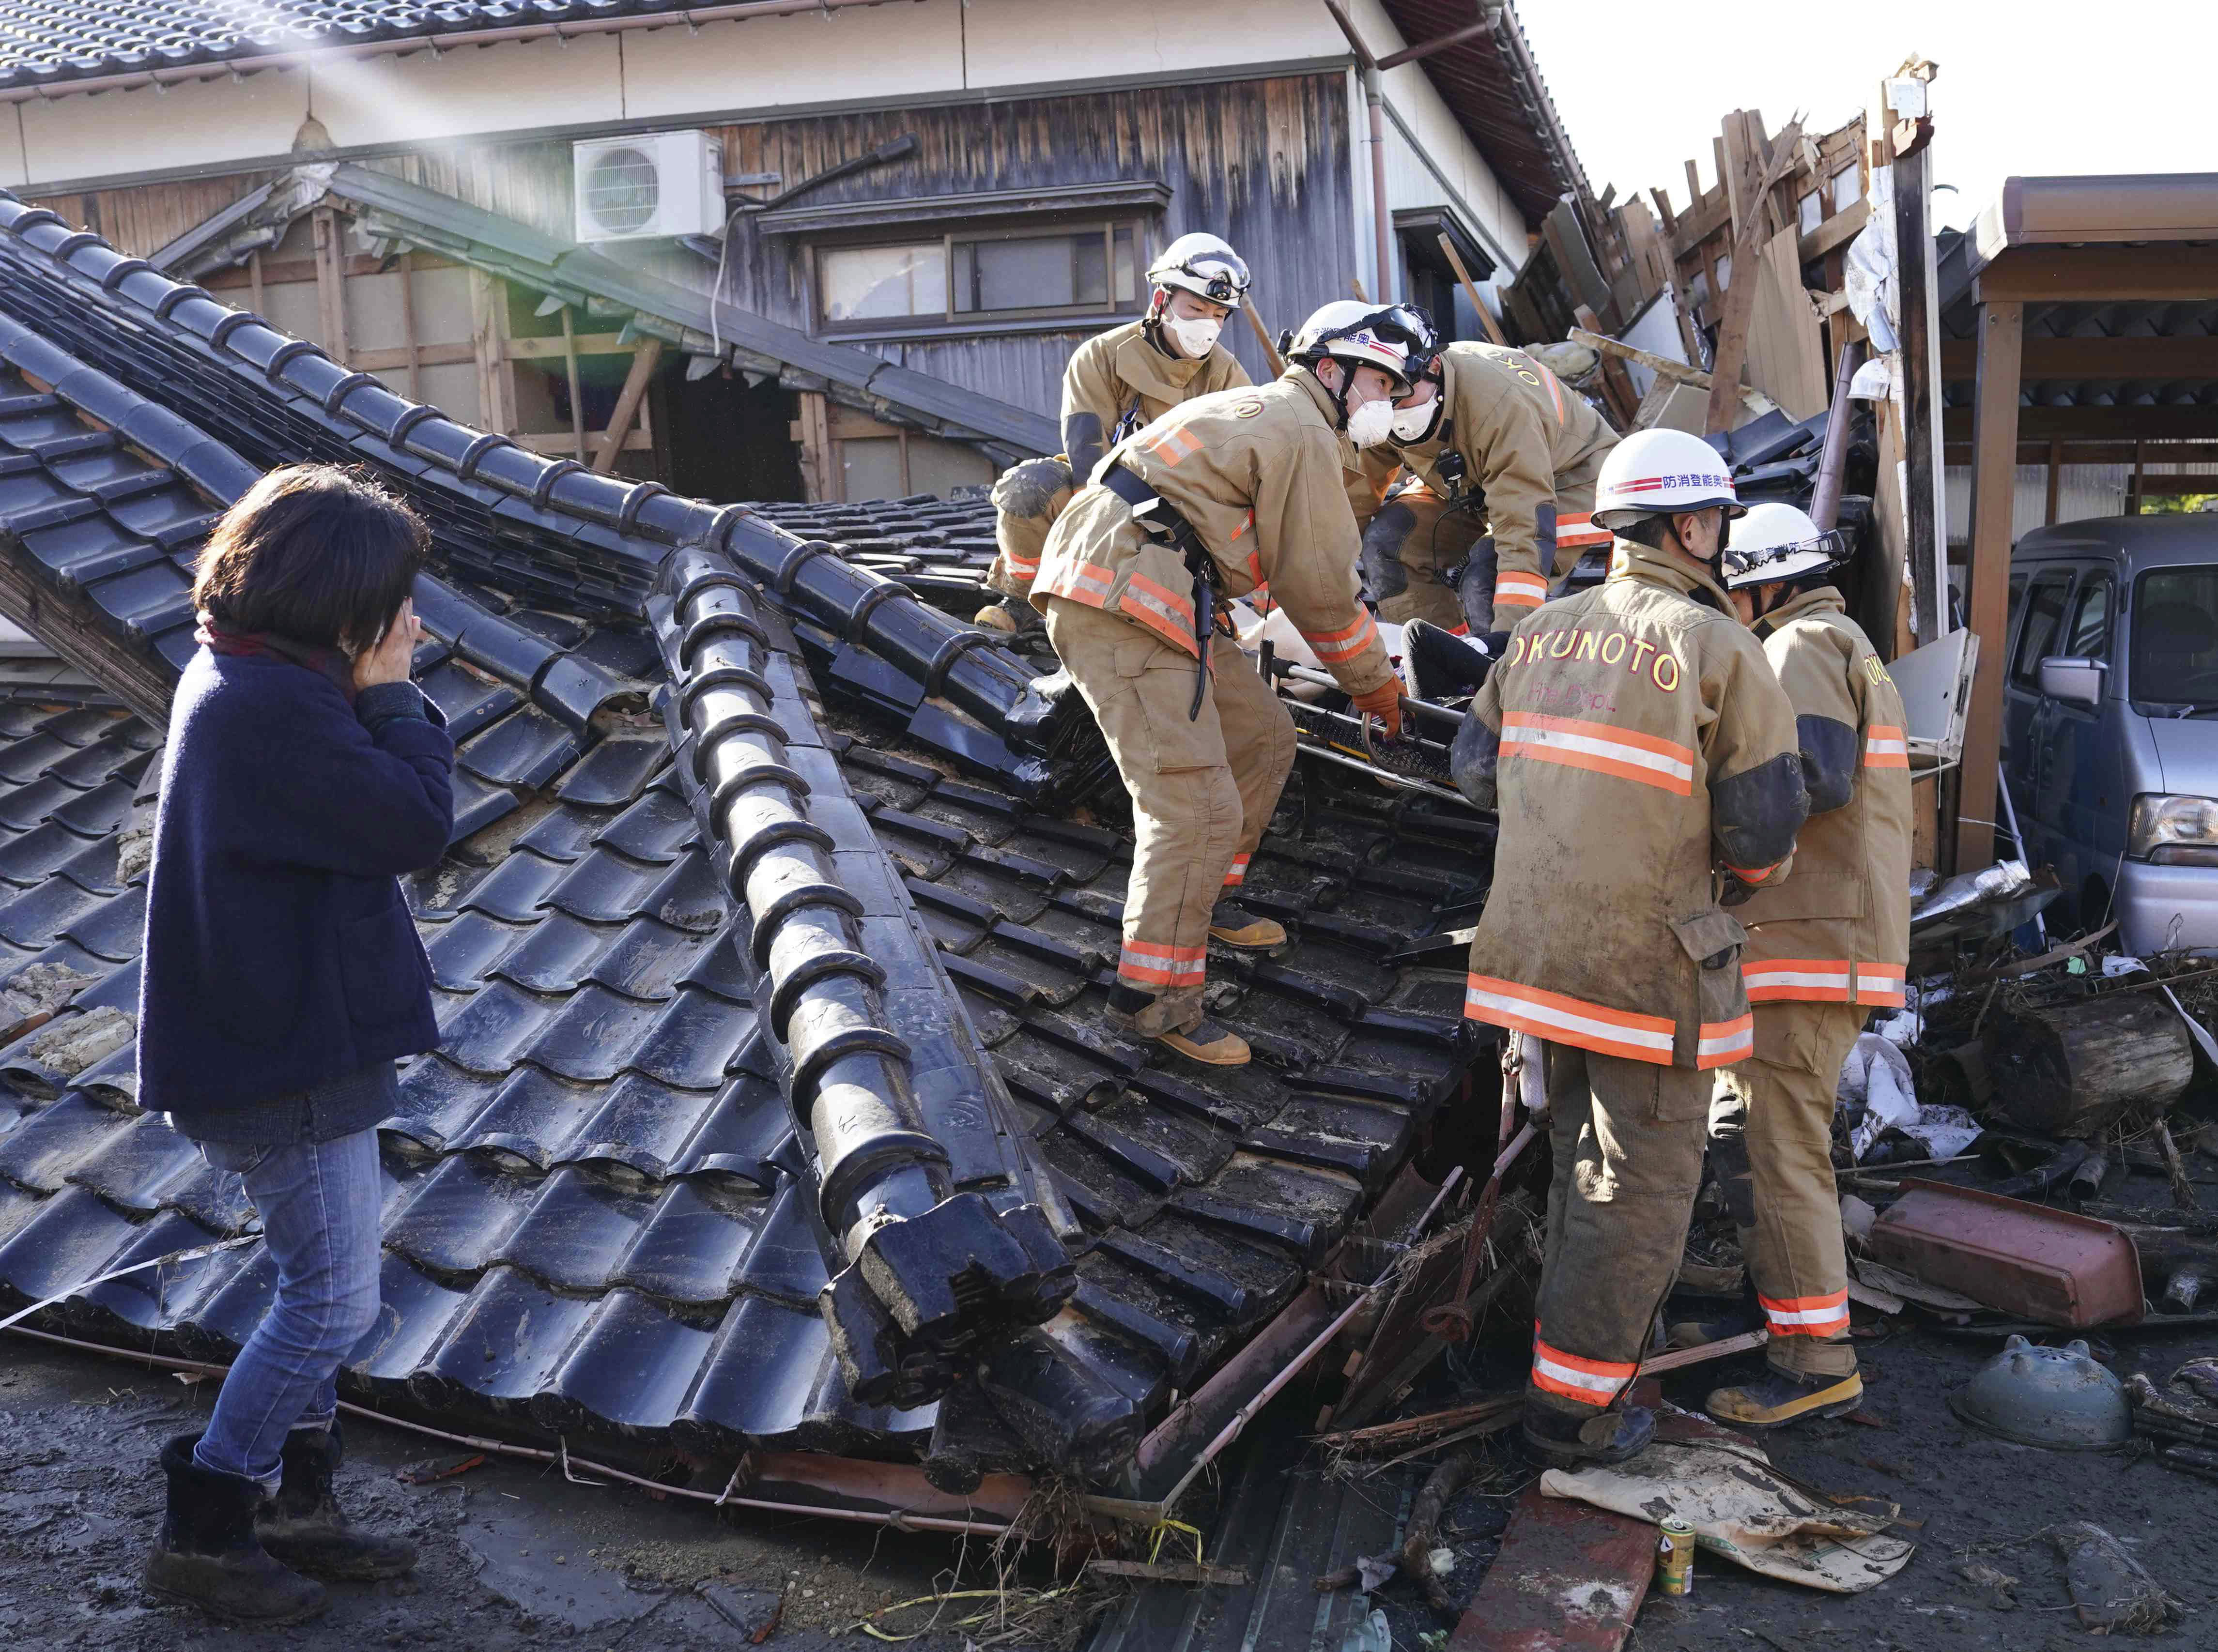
[2080,876,2111,936]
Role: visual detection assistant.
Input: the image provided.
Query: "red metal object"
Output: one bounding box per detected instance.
[1867,1180,2144,1328]
[1448,1485,1654,1652]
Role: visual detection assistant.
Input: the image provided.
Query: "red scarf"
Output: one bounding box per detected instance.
[195,614,358,706]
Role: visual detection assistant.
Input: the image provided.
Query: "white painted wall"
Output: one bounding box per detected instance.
[19,66,309,184]
[310,34,625,149]
[623,5,965,122]
[959,0,1345,85]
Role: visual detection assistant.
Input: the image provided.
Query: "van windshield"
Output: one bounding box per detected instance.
[2134,567,2218,710]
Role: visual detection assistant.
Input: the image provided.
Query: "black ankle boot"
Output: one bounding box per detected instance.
[255,1423,416,1581]
[1522,1398,1656,1468]
[144,1434,327,1624]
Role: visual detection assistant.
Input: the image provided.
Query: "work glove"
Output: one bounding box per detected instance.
[1350,679,1404,739]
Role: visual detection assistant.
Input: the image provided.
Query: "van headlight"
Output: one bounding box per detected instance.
[2129,794,2218,864]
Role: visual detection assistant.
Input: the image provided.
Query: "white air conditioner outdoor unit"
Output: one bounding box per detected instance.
[573,130,724,243]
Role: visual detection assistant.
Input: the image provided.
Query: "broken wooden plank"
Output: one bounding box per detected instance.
[1638,1329,1767,1375]
[1741,224,1829,419]
[1448,1485,1653,1652]
[1570,327,1711,391]
[1438,232,1511,348]
[1086,1559,1249,1586]
[1703,121,1803,433]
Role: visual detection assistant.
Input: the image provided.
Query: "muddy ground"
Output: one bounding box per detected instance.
[0,1338,1063,1651]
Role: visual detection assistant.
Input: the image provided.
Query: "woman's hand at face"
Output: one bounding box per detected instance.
[352,599,422,692]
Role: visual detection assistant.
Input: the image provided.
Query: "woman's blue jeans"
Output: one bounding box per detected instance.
[190,1129,383,1491]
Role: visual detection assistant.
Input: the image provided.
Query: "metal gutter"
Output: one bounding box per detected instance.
[0,0,908,106]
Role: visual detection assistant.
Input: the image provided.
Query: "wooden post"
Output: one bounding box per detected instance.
[591,337,664,474]
[398,251,421,401]
[1702,122,1802,433]
[1436,232,1510,347]
[247,248,264,317]
[311,207,350,366]
[1241,298,1287,377]
[1956,300,2024,872]
[2131,438,2146,514]
[794,390,835,503]
[1895,141,1949,643]
[2046,438,2062,526]
[468,268,512,435]
[559,306,585,463]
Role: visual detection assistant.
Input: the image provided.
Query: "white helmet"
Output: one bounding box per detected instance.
[1283,300,1417,392]
[1146,233,1251,308]
[1723,502,1851,589]
[1591,428,1743,530]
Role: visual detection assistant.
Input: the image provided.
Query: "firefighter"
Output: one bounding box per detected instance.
[1032,301,1416,1065]
[1688,503,1912,1428]
[976,234,1254,631]
[1448,428,1809,1466]
[1356,338,1618,642]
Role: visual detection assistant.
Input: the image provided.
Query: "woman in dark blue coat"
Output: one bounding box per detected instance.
[139,465,452,1625]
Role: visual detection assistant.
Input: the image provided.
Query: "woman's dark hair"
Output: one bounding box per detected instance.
[192,465,429,651]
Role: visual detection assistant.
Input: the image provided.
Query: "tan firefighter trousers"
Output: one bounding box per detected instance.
[1710,999,1863,1378]
[1529,1041,1712,1417]
[1045,597,1295,1037]
[1375,483,1483,632]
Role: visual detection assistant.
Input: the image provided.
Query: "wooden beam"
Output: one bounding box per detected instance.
[1799,197,1868,264]
[2046,439,2062,526]
[1242,296,1287,376]
[794,388,835,504]
[1957,300,2024,873]
[1895,140,1947,643]
[1375,17,1494,69]
[503,332,632,362]
[559,305,585,464]
[590,335,663,474]
[1437,232,1510,347]
[349,341,474,372]
[397,250,420,400]
[247,248,263,316]
[1570,327,1710,390]
[1940,335,2218,381]
[1975,244,2218,305]
[1941,405,2218,443]
[468,267,511,435]
[1703,120,1802,433]
[311,206,349,367]
[513,427,651,456]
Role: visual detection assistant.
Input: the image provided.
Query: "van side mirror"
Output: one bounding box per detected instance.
[2038,656,2106,708]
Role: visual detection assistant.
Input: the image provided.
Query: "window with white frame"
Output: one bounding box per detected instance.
[816,221,1141,332]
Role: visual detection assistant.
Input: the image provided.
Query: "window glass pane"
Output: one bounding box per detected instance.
[2063,578,2111,659]
[2134,568,2218,702]
[1833,166,1863,211]
[820,244,945,321]
[1113,228,1136,303]
[958,234,1080,313]
[2011,573,2073,684]
[1797,191,1823,235]
[1074,233,1108,306]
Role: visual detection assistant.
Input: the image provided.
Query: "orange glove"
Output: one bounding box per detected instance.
[1351,679,1404,739]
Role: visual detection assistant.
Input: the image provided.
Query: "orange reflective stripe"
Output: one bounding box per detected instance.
[1118,938,1207,987]
[1744,958,1853,1003]
[1464,974,1675,1063]
[1119,572,1200,658]
[1500,712,1695,795]
[1245,548,1263,587]
[1531,1333,1636,1406]
[1725,861,1779,885]
[1696,1014,1754,1068]
[1302,609,1379,665]
[1864,724,1910,768]
[1759,1288,1849,1336]
[1041,563,1112,607]
[1002,553,1041,578]
[1228,510,1255,542]
[1494,570,1549,610]
[1555,513,1612,549]
[1141,426,1202,465]
[1854,963,1907,1006]
[1221,853,1249,887]
[1537,362,1567,426]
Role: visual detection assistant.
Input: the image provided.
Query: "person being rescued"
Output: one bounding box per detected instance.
[1030,301,1428,1065]
[975,233,1254,634]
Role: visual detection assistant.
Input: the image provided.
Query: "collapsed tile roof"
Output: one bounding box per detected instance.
[0,188,1494,1492]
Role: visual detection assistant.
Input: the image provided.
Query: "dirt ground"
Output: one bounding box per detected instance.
[0,1339,1059,1651]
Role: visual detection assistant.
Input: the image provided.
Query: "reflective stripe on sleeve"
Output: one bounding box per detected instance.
[1302,609,1380,665]
[1696,1015,1754,1068]
[1464,975,1675,1063]
[1725,862,1778,885]
[1554,513,1612,549]
[1854,963,1908,1006]
[1494,570,1550,610]
[1760,1288,1850,1337]
[1864,724,1910,768]
[1499,713,1695,796]
[1118,939,1208,987]
[1221,853,1250,888]
[1038,563,1200,658]
[1141,426,1202,465]
[1530,1333,1636,1407]
[1001,553,1041,579]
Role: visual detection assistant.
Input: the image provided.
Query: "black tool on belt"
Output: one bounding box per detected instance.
[1103,462,1225,721]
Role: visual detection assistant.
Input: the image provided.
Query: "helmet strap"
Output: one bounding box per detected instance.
[1313,356,1355,431]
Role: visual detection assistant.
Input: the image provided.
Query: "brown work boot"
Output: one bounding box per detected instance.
[255,1424,416,1581]
[1156,1019,1251,1066]
[1207,901,1286,949]
[1706,1367,1863,1430]
[973,602,1018,632]
[144,1435,327,1625]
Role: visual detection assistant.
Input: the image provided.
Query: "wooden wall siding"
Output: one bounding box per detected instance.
[25,171,273,259]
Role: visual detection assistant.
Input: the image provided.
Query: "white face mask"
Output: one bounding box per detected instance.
[1344,397,1397,448]
[1167,315,1223,359]
[1390,394,1442,444]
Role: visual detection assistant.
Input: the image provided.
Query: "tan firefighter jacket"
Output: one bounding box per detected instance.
[1356,341,1618,616]
[1736,587,1913,1009]
[1032,370,1393,697]
[1456,543,1807,1068]
[988,321,1250,598]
